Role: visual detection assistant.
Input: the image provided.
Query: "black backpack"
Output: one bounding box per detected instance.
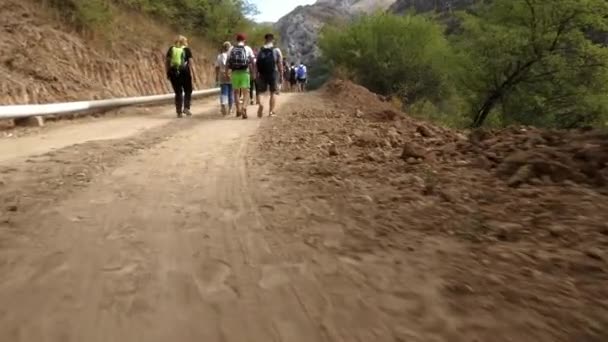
[256,47,276,74]
[228,46,249,70]
[290,67,297,80]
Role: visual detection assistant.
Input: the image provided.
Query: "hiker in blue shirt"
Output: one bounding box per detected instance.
[296,62,307,92]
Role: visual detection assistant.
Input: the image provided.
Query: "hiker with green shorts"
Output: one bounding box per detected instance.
[226,33,255,119]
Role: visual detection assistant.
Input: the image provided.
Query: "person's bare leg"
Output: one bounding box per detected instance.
[242,89,249,118]
[269,92,276,116]
[234,89,241,116]
[257,92,265,118]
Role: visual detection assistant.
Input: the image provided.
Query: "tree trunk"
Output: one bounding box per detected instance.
[472,91,502,128]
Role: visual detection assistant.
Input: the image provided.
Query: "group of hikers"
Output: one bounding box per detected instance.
[165,33,308,119]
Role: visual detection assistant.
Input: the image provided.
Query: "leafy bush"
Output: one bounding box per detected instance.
[319,13,456,106]
[455,0,608,128]
[319,1,608,129]
[44,0,262,45]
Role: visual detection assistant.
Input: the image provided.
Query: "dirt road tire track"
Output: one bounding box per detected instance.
[0,94,456,341]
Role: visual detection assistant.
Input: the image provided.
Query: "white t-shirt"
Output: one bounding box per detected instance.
[227,43,255,71]
[215,52,230,83]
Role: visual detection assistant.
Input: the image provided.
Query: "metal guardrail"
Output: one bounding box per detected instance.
[0,88,221,120]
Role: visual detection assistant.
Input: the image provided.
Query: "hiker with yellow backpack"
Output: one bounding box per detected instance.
[166,35,196,118]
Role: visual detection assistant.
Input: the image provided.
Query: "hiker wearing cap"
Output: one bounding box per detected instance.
[166,35,196,118]
[255,33,283,117]
[226,33,255,119]
[215,41,233,116]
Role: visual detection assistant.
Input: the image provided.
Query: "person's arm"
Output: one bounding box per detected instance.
[214,54,221,86]
[249,48,256,77]
[276,49,284,82]
[225,48,232,79]
[186,48,196,84]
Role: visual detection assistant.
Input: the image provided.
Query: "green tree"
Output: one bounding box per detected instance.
[319,13,456,105]
[456,0,608,128]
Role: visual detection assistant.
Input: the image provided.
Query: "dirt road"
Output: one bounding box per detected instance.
[0,95,453,342]
[2,90,606,342]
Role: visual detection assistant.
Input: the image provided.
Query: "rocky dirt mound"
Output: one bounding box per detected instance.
[255,81,608,341]
[463,127,608,188]
[323,79,608,189]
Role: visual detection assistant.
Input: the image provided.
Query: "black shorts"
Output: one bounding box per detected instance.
[256,73,277,93]
[297,78,307,84]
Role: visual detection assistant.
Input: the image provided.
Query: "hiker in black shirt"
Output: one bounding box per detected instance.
[166,35,195,117]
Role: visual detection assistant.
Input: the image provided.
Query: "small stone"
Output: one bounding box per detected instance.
[585,248,604,261]
[416,125,434,138]
[355,109,364,118]
[507,165,533,187]
[358,195,374,203]
[487,274,503,284]
[328,144,339,156]
[406,157,418,164]
[548,225,567,238]
[401,142,426,160]
[446,282,474,295]
[488,221,523,242]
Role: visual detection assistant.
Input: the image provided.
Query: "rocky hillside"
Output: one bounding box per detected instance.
[0,0,215,106]
[389,0,478,14]
[275,0,472,64]
[276,0,394,65]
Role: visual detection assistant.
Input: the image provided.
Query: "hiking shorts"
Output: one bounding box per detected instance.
[231,70,250,89]
[256,73,277,93]
[297,78,307,84]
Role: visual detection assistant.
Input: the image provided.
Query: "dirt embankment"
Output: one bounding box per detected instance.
[254,80,608,341]
[0,0,215,107]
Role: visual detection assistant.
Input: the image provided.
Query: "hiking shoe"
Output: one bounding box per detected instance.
[269,112,276,117]
[176,112,183,118]
[184,109,192,116]
[242,108,248,119]
[257,106,264,118]
[221,105,227,116]
[250,100,255,105]
[236,109,242,118]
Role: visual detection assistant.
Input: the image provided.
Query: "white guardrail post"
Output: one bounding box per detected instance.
[0,88,221,120]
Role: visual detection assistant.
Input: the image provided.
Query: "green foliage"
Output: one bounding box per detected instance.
[45,0,263,45]
[246,24,282,50]
[455,0,608,128]
[319,13,456,105]
[45,0,113,31]
[320,1,608,129]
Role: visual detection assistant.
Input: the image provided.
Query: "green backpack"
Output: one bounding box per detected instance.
[170,46,187,69]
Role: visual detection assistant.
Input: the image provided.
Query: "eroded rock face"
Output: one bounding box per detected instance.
[276,0,607,69]
[275,0,395,65]
[389,0,477,14]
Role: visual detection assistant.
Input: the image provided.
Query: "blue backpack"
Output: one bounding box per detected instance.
[297,65,307,79]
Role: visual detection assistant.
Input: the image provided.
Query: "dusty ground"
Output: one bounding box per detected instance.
[253,82,608,341]
[0,88,607,341]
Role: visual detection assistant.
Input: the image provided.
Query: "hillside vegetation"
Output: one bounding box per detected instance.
[1,0,280,107]
[41,0,276,45]
[320,0,608,129]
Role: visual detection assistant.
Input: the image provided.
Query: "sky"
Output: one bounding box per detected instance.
[251,0,317,23]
